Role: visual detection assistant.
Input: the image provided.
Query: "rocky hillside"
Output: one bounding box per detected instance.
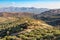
[0,17,60,40]
[0,17,53,36]
[34,9,60,27]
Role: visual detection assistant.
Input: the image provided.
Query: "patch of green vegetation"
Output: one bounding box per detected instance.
[16,28,60,40]
[0,17,60,40]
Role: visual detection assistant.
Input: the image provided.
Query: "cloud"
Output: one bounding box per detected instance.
[15,2,60,9]
[32,2,60,9]
[0,0,60,9]
[11,2,16,5]
[11,2,16,6]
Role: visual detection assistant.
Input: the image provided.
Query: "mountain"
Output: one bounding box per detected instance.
[0,16,53,37]
[33,9,60,27]
[0,17,60,40]
[0,12,60,40]
[0,7,49,14]
[0,8,60,27]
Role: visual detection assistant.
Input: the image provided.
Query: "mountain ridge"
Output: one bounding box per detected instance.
[0,7,49,14]
[33,9,60,26]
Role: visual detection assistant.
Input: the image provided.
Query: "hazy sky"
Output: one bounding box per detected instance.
[0,0,60,9]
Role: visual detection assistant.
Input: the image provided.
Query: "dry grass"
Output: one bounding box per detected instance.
[0,17,18,23]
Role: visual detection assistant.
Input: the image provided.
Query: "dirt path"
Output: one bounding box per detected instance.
[10,29,33,36]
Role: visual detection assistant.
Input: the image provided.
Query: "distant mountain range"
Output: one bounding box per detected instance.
[0,7,49,14]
